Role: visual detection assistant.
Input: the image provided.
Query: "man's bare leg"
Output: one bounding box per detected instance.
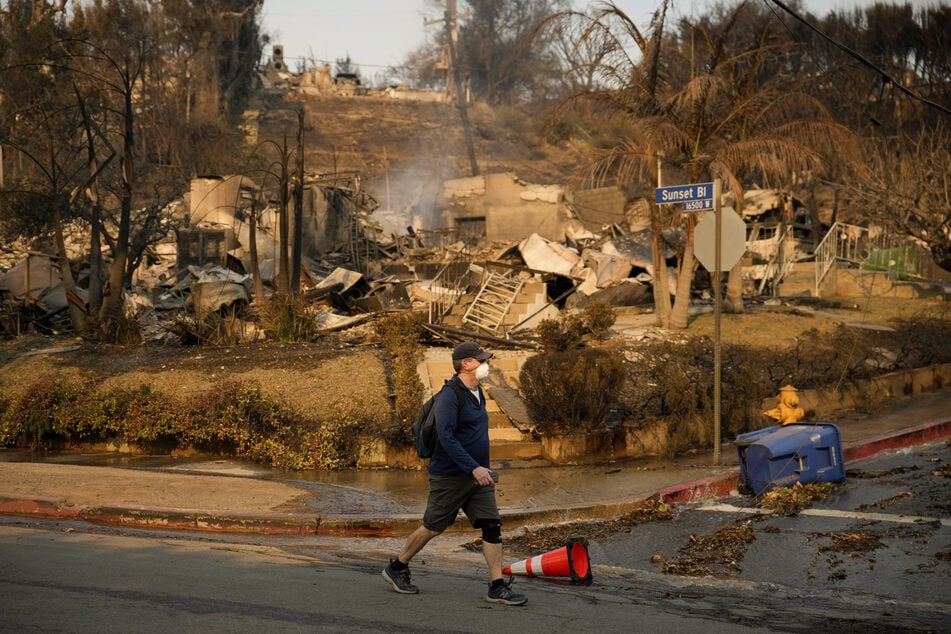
[398,525,441,564]
[482,540,502,580]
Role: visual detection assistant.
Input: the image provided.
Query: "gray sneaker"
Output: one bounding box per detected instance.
[486,580,527,605]
[382,560,419,594]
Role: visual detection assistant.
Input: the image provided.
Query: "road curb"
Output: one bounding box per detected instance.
[2,419,948,536]
[654,471,743,504]
[0,493,80,520]
[842,418,951,462]
[0,497,319,536]
[77,505,320,535]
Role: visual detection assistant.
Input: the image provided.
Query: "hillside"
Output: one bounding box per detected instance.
[258,93,587,215]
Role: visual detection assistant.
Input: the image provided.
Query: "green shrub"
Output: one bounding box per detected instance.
[301,407,363,470]
[520,348,625,435]
[121,387,189,449]
[0,378,89,448]
[535,314,585,353]
[184,380,290,453]
[392,362,424,425]
[73,385,145,441]
[0,377,334,468]
[258,293,322,342]
[374,312,426,447]
[582,302,617,339]
[374,312,423,356]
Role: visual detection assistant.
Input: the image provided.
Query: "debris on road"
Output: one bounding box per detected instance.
[661,521,756,577]
[756,481,838,516]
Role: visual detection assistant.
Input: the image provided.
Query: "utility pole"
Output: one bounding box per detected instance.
[713,178,722,465]
[291,107,304,295]
[426,0,479,176]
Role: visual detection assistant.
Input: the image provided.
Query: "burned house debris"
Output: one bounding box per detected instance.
[1,164,945,343]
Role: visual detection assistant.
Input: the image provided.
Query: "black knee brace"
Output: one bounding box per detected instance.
[479,521,502,544]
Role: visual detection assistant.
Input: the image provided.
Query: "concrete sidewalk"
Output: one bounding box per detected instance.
[1,391,949,537]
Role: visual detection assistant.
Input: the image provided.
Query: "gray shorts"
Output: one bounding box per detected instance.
[422,474,501,532]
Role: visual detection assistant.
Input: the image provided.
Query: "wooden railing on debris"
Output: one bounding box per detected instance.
[427,260,470,324]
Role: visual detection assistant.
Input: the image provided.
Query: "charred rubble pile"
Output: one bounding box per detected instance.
[0,172,805,344]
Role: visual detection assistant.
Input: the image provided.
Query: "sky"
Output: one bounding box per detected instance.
[259,0,932,80]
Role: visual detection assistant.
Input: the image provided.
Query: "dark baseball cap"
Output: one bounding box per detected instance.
[451,341,493,361]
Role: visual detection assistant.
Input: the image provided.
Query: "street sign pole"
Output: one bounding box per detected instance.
[713,178,722,465]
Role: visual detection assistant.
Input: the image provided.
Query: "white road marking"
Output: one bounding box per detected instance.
[696,502,951,527]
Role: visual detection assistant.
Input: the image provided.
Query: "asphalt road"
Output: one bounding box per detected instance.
[0,441,948,633]
[589,439,951,631]
[0,523,775,633]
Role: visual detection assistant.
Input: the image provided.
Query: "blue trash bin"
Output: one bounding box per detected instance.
[735,422,846,495]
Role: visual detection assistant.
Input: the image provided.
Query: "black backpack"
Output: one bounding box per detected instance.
[412,379,468,459]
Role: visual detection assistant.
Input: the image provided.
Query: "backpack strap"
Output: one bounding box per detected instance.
[443,377,470,414]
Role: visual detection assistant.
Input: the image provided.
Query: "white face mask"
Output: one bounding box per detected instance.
[475,361,490,381]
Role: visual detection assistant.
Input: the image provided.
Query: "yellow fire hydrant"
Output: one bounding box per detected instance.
[762,385,805,425]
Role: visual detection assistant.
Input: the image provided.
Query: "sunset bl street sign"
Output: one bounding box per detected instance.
[655,182,714,211]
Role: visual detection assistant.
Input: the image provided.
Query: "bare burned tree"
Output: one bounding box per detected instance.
[855,126,951,272]
[1,0,263,339]
[455,0,571,105]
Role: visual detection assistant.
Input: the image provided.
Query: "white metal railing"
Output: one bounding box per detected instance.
[814,222,876,294]
[757,225,798,295]
[813,221,927,294]
[813,223,839,295]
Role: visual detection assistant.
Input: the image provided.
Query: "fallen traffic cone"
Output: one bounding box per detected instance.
[502,537,592,585]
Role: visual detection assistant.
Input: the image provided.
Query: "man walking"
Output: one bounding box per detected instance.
[382,341,527,606]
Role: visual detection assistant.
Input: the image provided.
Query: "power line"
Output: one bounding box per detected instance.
[765,0,951,117]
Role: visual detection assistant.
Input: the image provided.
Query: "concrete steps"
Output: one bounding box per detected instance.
[489,440,545,463]
[419,349,543,462]
[777,263,815,296]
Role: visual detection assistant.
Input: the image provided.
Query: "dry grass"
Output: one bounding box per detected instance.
[686,296,945,349]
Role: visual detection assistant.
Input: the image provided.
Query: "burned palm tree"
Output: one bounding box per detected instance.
[536,0,856,327]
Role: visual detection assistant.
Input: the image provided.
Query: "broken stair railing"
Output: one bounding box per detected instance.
[757,225,795,296]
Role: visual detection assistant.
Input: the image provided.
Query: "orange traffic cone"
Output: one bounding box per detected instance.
[502,537,592,585]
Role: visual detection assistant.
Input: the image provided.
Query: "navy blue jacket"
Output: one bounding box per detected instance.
[428,376,489,476]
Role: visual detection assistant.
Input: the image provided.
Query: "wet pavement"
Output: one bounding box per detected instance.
[0,390,949,536]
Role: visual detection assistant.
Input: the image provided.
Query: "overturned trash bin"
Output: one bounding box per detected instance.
[735,423,846,495]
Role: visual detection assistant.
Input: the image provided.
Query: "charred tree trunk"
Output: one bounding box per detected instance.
[99,90,135,338]
[650,203,671,329]
[725,197,745,313]
[249,198,265,302]
[669,212,697,330]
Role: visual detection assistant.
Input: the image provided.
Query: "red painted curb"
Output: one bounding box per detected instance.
[0,494,80,519]
[78,505,320,536]
[654,471,742,504]
[843,419,951,462]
